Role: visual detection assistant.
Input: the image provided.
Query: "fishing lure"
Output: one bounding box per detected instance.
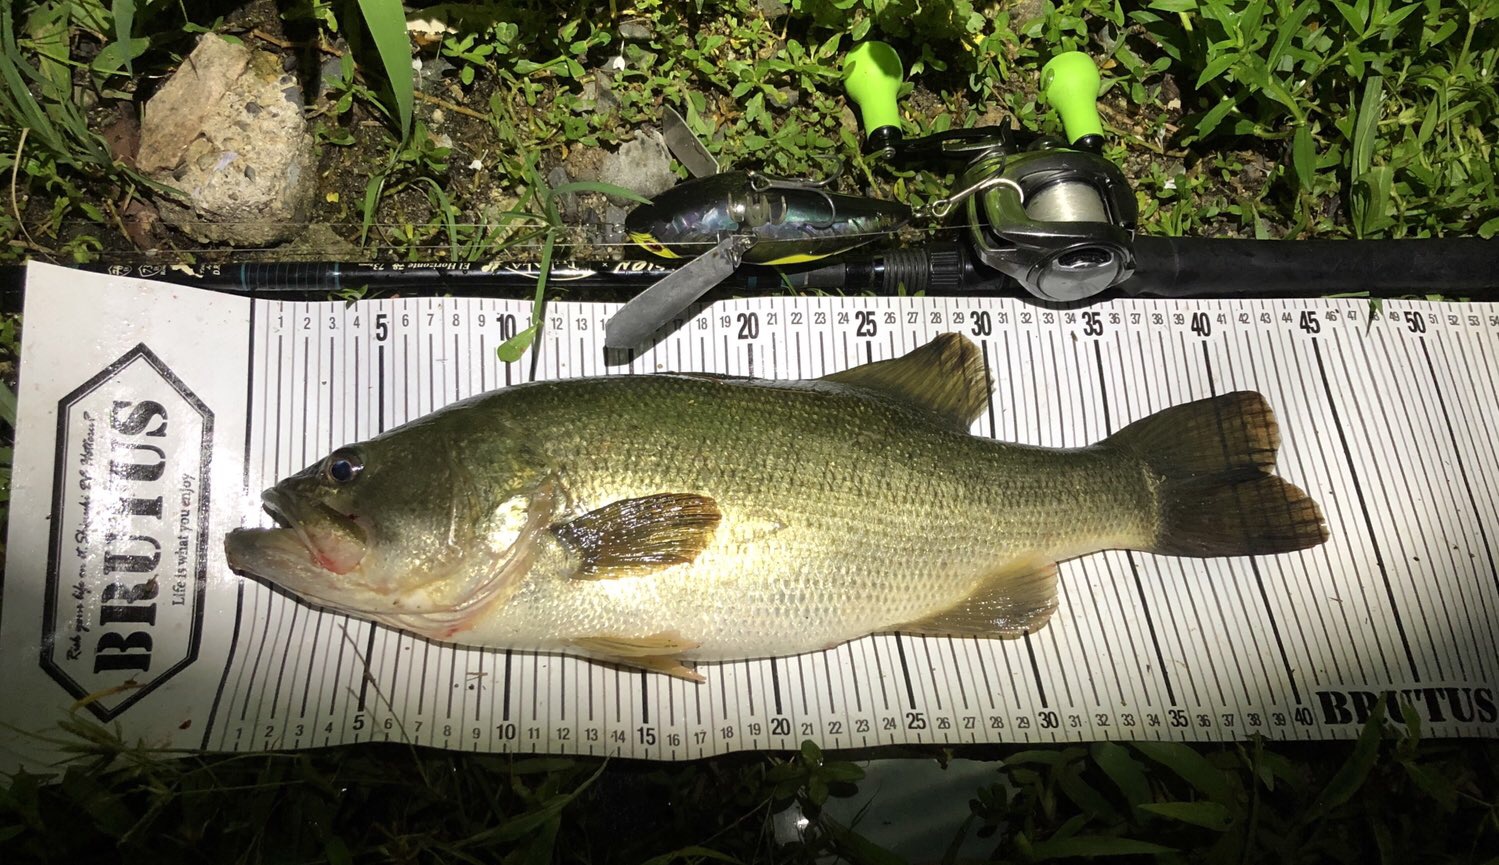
[606,170,911,350]
[624,170,911,265]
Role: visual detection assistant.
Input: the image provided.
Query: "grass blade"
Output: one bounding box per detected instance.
[1090,742,1151,808]
[496,229,554,363]
[1351,74,1385,179]
[1293,124,1317,192]
[640,846,745,865]
[550,181,655,206]
[359,172,386,247]
[0,380,16,426]
[1307,698,1386,818]
[1137,800,1235,830]
[1028,836,1176,860]
[356,0,413,140]
[415,177,459,260]
[1131,742,1234,804]
[111,0,135,75]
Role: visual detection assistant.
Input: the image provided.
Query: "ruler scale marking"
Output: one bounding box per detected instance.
[1418,337,1499,676]
[1375,331,1481,680]
[1442,330,1499,668]
[237,331,288,725]
[203,300,265,747]
[1196,343,1288,708]
[1272,315,1375,687]
[20,275,1499,765]
[1346,323,1464,682]
[1352,328,1462,680]
[1098,329,1163,713]
[1223,328,1307,701]
[1314,337,1422,681]
[1059,336,1106,711]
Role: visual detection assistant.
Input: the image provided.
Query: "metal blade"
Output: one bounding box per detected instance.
[605,235,753,350]
[663,106,720,178]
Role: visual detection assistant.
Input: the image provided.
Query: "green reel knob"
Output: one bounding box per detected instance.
[1040,52,1104,149]
[843,41,904,151]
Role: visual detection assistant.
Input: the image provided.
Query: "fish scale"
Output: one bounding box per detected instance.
[468,373,1067,658]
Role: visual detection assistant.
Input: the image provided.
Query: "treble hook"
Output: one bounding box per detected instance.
[746,155,844,192]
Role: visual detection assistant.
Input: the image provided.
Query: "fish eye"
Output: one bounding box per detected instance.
[323,450,363,484]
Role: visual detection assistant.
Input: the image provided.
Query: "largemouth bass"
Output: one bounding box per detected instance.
[224,334,1328,681]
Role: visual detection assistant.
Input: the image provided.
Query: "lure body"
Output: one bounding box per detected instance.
[625,171,911,265]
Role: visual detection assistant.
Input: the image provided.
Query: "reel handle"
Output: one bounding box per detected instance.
[842,41,905,156]
[1040,52,1105,150]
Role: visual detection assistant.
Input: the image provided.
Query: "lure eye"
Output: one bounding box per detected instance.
[323,450,363,484]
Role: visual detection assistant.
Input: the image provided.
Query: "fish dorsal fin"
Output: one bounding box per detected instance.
[819,333,990,429]
[553,493,721,579]
[893,556,1059,639]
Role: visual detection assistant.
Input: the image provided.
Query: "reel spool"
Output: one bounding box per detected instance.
[965,147,1138,303]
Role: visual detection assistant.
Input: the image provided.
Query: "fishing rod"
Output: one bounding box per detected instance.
[2,234,1492,318]
[0,46,1493,318]
[5,229,1490,310]
[590,43,1497,347]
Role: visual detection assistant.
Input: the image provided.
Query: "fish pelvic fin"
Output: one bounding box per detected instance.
[574,633,705,683]
[893,556,1059,639]
[819,332,990,430]
[1106,391,1329,557]
[553,493,721,579]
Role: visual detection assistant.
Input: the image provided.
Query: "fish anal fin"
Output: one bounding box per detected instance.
[896,557,1059,639]
[554,493,720,579]
[819,332,990,429]
[574,633,705,683]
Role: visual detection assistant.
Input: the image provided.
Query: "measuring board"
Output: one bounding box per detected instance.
[3,262,1497,771]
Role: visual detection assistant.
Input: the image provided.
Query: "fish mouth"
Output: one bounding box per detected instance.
[225,525,317,580]
[226,488,369,580]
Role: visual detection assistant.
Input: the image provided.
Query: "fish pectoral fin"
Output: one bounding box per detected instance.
[819,332,990,430]
[895,557,1059,639]
[553,493,721,579]
[574,634,706,683]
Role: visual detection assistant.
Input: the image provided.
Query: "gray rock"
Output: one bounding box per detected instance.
[1010,0,1047,26]
[281,222,361,260]
[619,20,652,41]
[597,130,677,200]
[139,33,317,247]
[548,165,579,216]
[593,68,620,116]
[600,203,630,246]
[757,0,790,18]
[318,55,344,95]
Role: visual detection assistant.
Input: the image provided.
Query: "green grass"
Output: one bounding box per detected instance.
[2,705,1496,863]
[1,0,1497,861]
[4,0,1493,262]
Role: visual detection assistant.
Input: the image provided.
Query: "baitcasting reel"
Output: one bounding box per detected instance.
[963,145,1136,302]
[844,45,1138,302]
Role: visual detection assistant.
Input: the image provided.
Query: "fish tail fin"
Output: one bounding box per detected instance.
[1104,391,1328,557]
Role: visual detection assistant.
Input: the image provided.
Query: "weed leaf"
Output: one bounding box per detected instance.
[1131,742,1234,804]
[1308,698,1386,817]
[1029,836,1176,859]
[356,0,413,140]
[0,380,15,426]
[1137,800,1235,830]
[1090,742,1151,808]
[110,0,135,75]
